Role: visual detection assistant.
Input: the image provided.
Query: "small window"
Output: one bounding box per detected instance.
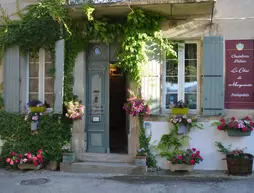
[164,43,198,111]
[28,49,54,107]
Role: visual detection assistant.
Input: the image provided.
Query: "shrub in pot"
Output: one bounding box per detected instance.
[215,141,253,176]
[169,148,203,172]
[135,148,147,166]
[61,143,75,163]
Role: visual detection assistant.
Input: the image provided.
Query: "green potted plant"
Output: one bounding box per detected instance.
[213,116,254,137]
[5,150,43,170]
[135,148,147,166]
[170,100,189,115]
[169,115,203,134]
[61,143,75,163]
[27,100,46,113]
[215,142,253,176]
[169,148,203,172]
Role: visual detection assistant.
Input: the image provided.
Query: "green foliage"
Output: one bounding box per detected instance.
[0,111,71,162]
[157,125,190,160]
[138,117,156,168]
[215,141,230,155]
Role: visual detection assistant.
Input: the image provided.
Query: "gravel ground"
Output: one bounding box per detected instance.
[1,169,254,193]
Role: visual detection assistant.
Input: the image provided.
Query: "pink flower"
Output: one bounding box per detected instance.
[177,155,183,160]
[187,119,192,123]
[190,160,195,165]
[10,160,14,165]
[6,158,10,163]
[196,151,200,155]
[192,148,196,152]
[11,152,16,156]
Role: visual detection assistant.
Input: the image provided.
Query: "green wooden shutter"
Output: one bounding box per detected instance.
[4,46,20,112]
[202,36,225,116]
[141,42,161,114]
[54,39,65,114]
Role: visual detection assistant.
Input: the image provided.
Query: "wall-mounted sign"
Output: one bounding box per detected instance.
[225,40,254,109]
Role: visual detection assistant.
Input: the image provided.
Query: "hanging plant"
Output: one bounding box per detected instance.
[65,101,85,120]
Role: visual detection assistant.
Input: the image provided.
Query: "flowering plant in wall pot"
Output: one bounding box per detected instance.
[169,115,204,134]
[169,148,203,172]
[123,90,150,117]
[61,143,75,163]
[213,116,254,137]
[170,100,189,115]
[65,101,85,120]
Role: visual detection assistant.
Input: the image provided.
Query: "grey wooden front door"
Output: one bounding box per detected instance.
[86,43,109,153]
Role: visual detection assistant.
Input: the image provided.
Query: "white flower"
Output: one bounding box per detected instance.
[23,158,27,163]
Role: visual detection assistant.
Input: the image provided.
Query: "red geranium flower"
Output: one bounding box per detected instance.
[250,122,253,127]
[192,154,196,159]
[196,151,200,155]
[38,149,43,154]
[27,153,32,159]
[217,126,223,130]
[190,160,195,165]
[11,152,16,156]
[231,117,236,121]
[177,155,183,160]
[245,116,251,121]
[220,118,226,123]
[228,122,234,128]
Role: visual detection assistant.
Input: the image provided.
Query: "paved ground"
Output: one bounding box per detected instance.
[1,169,254,193]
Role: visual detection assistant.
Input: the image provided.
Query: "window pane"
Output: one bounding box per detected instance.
[166,77,178,92]
[185,44,197,59]
[166,93,178,109]
[184,77,197,92]
[45,79,54,92]
[185,60,197,76]
[166,60,178,76]
[45,52,52,63]
[45,62,53,77]
[185,93,197,109]
[29,94,38,101]
[29,79,39,92]
[29,63,39,77]
[166,43,178,59]
[45,94,54,107]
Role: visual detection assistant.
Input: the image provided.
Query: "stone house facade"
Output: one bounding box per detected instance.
[1,0,254,171]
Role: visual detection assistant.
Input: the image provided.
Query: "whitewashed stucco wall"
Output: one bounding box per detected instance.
[147,120,254,170]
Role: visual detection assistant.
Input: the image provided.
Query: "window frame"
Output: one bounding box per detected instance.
[27,48,54,106]
[162,40,201,114]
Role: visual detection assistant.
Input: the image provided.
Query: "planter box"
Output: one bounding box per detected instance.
[62,152,75,163]
[30,106,46,113]
[178,124,187,134]
[18,164,41,170]
[172,108,189,115]
[226,153,253,176]
[170,164,194,172]
[227,130,251,137]
[135,156,146,166]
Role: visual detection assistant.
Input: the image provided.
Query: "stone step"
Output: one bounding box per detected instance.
[79,153,135,163]
[60,162,146,175]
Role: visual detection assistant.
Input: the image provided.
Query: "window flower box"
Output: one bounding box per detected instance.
[170,163,194,172]
[227,130,251,137]
[18,164,41,170]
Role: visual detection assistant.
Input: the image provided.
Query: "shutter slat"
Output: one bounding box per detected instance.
[54,39,65,114]
[141,42,161,114]
[4,46,20,112]
[202,36,225,116]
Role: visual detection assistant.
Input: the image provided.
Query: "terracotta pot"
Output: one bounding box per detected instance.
[135,156,147,166]
[46,161,58,171]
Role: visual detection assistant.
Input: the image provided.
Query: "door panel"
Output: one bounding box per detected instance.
[86,43,109,153]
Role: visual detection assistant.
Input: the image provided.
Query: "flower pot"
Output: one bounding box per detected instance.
[135,156,146,166]
[226,153,253,176]
[31,122,38,131]
[178,124,187,134]
[172,108,189,115]
[18,164,41,170]
[62,152,75,163]
[46,161,58,171]
[227,130,251,137]
[30,106,46,113]
[170,163,194,172]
